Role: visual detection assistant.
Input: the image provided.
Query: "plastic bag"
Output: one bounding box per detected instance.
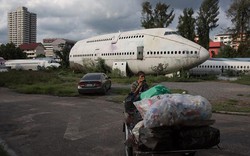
[133,95,164,119]
[143,94,212,128]
[140,85,171,100]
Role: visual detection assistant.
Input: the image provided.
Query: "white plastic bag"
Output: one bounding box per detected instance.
[143,94,212,128]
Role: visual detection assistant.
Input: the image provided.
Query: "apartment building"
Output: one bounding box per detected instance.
[43,38,76,58]
[214,34,233,47]
[8,6,37,47]
[214,33,248,50]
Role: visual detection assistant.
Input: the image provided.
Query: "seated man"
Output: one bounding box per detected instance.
[131,71,149,101]
[124,71,149,125]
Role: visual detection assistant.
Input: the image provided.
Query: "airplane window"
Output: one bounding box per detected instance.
[164,32,170,35]
[127,52,129,55]
[115,63,117,65]
[160,51,162,54]
[171,51,173,54]
[130,52,132,55]
[175,51,177,54]
[187,51,189,54]
[157,51,159,54]
[147,52,149,55]
[133,52,135,55]
[237,66,239,68]
[241,66,243,68]
[150,52,152,55]
[154,52,156,55]
[179,51,181,54]
[195,51,198,54]
[167,51,170,54]
[183,51,185,54]
[139,35,141,38]
[191,51,193,54]
[164,51,166,54]
[164,31,178,35]
[122,63,123,65]
[142,35,144,38]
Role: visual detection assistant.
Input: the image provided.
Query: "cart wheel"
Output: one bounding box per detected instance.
[124,123,133,156]
[183,152,196,156]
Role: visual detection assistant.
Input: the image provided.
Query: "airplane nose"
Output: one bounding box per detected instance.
[199,46,210,62]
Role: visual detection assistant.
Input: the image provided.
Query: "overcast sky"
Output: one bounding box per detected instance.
[0,0,233,44]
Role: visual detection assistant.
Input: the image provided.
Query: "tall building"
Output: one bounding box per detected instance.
[8,6,37,47]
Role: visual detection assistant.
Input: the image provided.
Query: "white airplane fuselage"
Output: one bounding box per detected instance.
[189,58,250,75]
[69,28,209,74]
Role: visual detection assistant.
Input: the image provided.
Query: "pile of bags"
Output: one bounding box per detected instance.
[131,85,219,150]
[133,85,212,128]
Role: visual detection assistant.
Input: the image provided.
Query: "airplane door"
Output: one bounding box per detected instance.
[137,46,144,60]
[94,48,100,61]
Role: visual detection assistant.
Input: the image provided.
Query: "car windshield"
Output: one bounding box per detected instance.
[83,74,101,80]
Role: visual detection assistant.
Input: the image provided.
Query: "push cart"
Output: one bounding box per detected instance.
[123,110,220,156]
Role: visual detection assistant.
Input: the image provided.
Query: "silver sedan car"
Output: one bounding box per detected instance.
[78,73,111,95]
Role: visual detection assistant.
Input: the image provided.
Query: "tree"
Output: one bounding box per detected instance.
[227,0,250,42]
[54,43,71,68]
[215,45,236,58]
[227,0,250,57]
[177,8,196,41]
[196,0,219,50]
[141,1,175,28]
[0,43,26,60]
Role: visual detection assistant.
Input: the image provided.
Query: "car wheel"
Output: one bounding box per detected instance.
[78,90,83,95]
[108,82,111,90]
[102,86,107,95]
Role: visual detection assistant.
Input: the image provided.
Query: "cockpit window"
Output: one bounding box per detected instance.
[164,31,178,35]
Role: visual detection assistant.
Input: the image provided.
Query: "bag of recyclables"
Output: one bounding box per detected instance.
[134,94,212,128]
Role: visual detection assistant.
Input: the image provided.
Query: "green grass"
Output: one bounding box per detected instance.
[0,69,80,97]
[1,70,250,113]
[234,74,250,85]
[212,99,250,113]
